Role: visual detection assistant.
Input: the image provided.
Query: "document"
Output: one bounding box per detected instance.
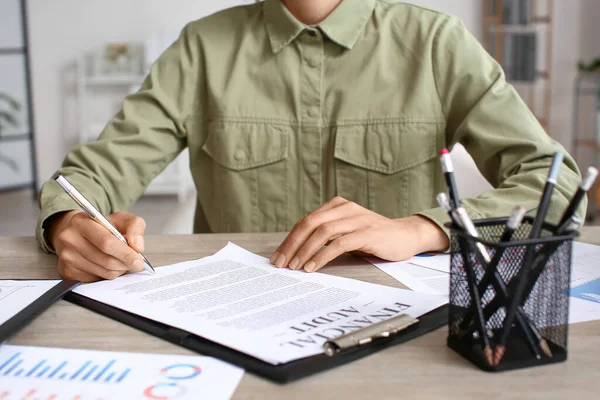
[73,243,447,365]
[367,258,449,296]
[0,280,61,326]
[0,344,243,400]
[570,242,600,288]
[369,242,600,325]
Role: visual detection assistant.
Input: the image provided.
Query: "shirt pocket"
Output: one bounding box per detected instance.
[201,121,290,232]
[333,122,444,219]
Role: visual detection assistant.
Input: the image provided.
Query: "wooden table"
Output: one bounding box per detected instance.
[2,228,600,399]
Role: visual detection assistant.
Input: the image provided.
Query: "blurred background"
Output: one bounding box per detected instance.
[0,0,599,236]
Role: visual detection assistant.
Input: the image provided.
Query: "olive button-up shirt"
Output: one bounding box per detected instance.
[37,0,584,253]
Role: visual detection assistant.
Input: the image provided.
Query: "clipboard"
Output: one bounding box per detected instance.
[0,280,80,343]
[64,291,448,383]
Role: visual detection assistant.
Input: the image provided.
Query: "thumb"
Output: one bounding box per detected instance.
[108,211,147,252]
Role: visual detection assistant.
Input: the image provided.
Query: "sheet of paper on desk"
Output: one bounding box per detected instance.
[0,344,243,400]
[73,243,447,365]
[366,257,449,296]
[0,280,61,325]
[369,242,600,324]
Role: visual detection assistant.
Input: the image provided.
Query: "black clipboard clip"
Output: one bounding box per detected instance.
[323,314,420,357]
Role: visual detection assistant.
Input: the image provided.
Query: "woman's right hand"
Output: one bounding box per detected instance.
[48,210,147,282]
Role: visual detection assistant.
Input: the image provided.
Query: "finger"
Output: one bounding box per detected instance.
[309,196,349,214]
[289,218,359,270]
[272,201,363,269]
[108,212,147,252]
[304,233,364,273]
[58,252,126,282]
[58,261,100,283]
[72,214,143,270]
[269,197,348,264]
[67,234,132,272]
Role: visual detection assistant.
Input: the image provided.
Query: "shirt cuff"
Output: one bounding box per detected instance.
[416,204,485,251]
[36,196,79,254]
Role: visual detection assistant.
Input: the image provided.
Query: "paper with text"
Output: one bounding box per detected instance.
[73,243,446,365]
[0,344,243,400]
[0,280,60,327]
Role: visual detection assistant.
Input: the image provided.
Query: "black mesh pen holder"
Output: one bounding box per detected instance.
[445,216,577,372]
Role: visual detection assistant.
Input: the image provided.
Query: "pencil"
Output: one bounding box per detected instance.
[439,149,460,210]
[493,152,564,365]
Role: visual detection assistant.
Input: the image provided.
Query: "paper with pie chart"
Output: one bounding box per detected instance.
[0,344,244,400]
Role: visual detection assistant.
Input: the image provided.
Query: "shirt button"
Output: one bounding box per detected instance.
[307,58,319,68]
[234,149,245,161]
[307,29,317,37]
[307,109,320,118]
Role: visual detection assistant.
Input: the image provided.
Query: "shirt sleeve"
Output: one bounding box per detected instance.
[36,23,202,253]
[417,15,585,235]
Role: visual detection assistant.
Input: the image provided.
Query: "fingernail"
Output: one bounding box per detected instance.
[132,259,144,272]
[275,253,287,268]
[304,261,316,273]
[270,252,280,265]
[131,236,144,251]
[289,257,300,270]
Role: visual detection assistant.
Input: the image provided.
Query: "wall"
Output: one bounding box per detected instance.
[27,0,582,190]
[580,0,600,57]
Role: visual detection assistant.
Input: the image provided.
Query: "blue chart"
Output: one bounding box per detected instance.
[0,351,131,384]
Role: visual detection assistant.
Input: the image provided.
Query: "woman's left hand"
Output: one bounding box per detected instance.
[270,196,450,273]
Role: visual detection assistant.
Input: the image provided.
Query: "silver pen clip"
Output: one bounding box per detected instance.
[323,314,419,357]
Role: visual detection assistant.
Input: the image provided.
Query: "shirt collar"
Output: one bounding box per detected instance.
[264,0,376,53]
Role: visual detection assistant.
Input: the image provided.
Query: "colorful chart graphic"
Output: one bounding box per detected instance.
[159,364,202,380]
[143,383,187,399]
[415,253,437,258]
[0,390,98,400]
[571,278,600,304]
[0,352,130,384]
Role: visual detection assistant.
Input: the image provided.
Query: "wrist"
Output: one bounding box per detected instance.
[400,215,450,253]
[45,210,79,250]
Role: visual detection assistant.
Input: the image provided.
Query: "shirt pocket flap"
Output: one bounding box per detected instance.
[334,122,442,175]
[202,121,290,171]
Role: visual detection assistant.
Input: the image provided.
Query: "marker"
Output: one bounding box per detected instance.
[558,167,598,228]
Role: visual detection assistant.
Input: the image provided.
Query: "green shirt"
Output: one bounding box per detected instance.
[37,0,584,253]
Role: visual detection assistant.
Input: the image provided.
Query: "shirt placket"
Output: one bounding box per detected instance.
[299,28,324,215]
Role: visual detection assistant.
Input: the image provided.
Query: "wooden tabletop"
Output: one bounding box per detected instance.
[2,228,600,399]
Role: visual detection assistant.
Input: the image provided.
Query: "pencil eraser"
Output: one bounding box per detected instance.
[439,148,450,156]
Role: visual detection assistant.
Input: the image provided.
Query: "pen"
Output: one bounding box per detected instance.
[493,152,564,365]
[557,166,598,229]
[439,148,460,210]
[53,174,155,275]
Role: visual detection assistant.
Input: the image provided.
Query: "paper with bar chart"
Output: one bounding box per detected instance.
[0,280,61,326]
[0,345,243,400]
